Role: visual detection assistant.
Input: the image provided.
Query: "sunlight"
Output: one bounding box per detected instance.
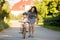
[0,35,13,38]
[6,0,21,8]
[11,11,24,17]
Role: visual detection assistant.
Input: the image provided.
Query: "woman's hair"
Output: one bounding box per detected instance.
[28,6,37,14]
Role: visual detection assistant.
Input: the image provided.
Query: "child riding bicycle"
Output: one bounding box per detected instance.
[19,12,29,33]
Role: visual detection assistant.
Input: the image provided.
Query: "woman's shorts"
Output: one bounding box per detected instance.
[28,18,35,24]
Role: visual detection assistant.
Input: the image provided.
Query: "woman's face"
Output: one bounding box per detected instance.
[31,8,35,12]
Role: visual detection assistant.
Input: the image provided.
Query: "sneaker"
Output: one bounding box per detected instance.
[28,35,31,38]
[19,31,23,33]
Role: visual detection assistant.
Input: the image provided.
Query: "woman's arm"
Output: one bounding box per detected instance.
[35,13,37,19]
[36,13,39,24]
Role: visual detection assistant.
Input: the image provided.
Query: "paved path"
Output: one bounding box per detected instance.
[0,20,60,40]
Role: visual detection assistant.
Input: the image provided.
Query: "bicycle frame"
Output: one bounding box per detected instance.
[22,22,29,39]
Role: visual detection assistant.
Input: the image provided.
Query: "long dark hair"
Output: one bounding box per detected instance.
[28,6,37,14]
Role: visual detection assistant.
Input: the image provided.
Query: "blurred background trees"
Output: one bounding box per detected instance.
[34,0,60,27]
[0,0,60,31]
[0,0,10,31]
[0,0,10,20]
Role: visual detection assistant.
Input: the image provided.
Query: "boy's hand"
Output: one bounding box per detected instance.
[19,20,21,22]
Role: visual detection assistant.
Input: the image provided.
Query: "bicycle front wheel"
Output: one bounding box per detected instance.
[22,28,26,39]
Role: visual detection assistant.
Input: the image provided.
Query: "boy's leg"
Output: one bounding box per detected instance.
[19,23,23,33]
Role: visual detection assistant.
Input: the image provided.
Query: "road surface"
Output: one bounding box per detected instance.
[0,20,60,40]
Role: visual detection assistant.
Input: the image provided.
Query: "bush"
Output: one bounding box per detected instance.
[0,20,9,32]
[9,14,22,20]
[44,14,60,27]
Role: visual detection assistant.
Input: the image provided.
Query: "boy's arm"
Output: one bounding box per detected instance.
[19,19,22,22]
[18,17,23,22]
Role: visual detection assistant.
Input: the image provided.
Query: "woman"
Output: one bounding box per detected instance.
[28,6,38,37]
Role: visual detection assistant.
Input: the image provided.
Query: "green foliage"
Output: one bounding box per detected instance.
[10,14,23,20]
[0,0,10,32]
[0,0,5,7]
[57,1,60,11]
[34,0,59,17]
[44,14,60,31]
[0,20,9,32]
[0,0,5,20]
[2,1,10,18]
[34,0,41,14]
[34,0,60,28]
[44,13,60,26]
[9,14,16,20]
[0,0,10,20]
[16,14,23,20]
[2,10,9,19]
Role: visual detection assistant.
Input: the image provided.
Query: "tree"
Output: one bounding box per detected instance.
[34,0,41,24]
[34,0,60,25]
[2,1,10,18]
[47,1,58,17]
[0,0,10,20]
[0,0,5,20]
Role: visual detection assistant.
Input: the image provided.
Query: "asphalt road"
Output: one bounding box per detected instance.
[0,20,60,40]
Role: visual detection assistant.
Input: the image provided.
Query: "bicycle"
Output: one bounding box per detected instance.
[22,22,30,39]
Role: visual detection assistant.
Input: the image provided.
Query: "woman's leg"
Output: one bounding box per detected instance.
[28,24,34,37]
[31,24,34,36]
[29,24,31,36]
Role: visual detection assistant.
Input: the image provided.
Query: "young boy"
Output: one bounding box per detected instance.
[19,12,29,33]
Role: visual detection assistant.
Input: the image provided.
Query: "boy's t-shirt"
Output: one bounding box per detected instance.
[21,17,28,23]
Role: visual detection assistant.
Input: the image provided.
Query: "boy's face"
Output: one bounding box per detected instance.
[23,15,27,18]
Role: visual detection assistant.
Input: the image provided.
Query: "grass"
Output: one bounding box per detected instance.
[38,20,60,31]
[43,25,60,31]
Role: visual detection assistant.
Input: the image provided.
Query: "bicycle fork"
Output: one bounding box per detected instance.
[22,24,26,39]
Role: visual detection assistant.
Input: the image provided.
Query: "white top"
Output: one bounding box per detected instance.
[22,17,28,23]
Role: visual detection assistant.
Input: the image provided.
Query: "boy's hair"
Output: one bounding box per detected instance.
[23,12,27,15]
